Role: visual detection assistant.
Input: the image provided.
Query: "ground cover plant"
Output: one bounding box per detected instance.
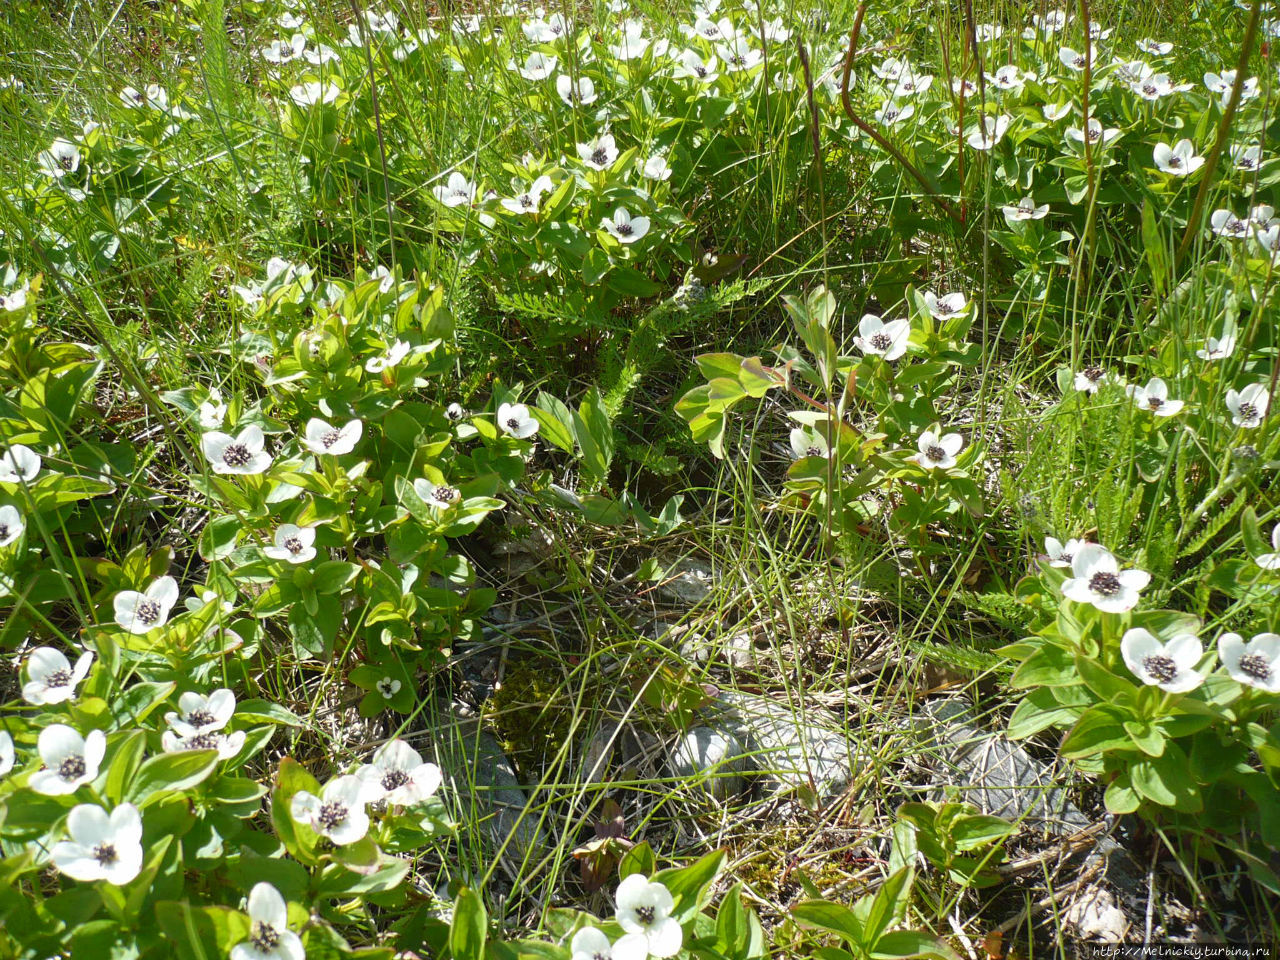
[1,0,1279,955]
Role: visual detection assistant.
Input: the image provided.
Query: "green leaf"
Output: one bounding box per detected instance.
[1075,655,1135,702]
[715,883,751,960]
[949,815,1015,852]
[1123,720,1166,757]
[1140,199,1169,295]
[619,841,656,880]
[1131,742,1201,812]
[1103,773,1141,814]
[864,866,913,943]
[792,900,865,947]
[573,387,615,484]
[1060,707,1133,760]
[1009,643,1080,688]
[155,903,251,960]
[695,353,746,381]
[653,848,725,922]
[531,393,575,453]
[104,730,148,804]
[199,516,242,562]
[872,931,962,960]
[449,887,487,960]
[1007,688,1082,739]
[127,750,220,805]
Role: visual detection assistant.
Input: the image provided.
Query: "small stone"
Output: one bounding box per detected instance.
[657,559,714,605]
[668,726,750,800]
[1065,886,1129,942]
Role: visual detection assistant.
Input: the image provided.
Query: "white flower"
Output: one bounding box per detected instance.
[1196,332,1235,360]
[113,576,180,635]
[1231,144,1263,172]
[51,803,144,885]
[501,175,555,214]
[572,927,627,960]
[446,402,466,422]
[922,291,968,320]
[291,774,371,845]
[263,524,317,564]
[688,16,734,41]
[366,339,412,372]
[874,100,915,125]
[853,314,910,361]
[232,883,305,960]
[614,874,683,959]
[375,676,401,698]
[556,75,599,106]
[715,37,762,72]
[1003,196,1050,224]
[673,49,718,83]
[1204,70,1259,104]
[288,82,340,107]
[760,17,791,43]
[1257,224,1280,262]
[873,57,911,81]
[413,478,463,512]
[497,402,540,439]
[1066,118,1120,148]
[1131,73,1185,100]
[965,114,1011,150]
[202,426,273,475]
[1255,524,1280,570]
[302,418,362,456]
[525,14,569,42]
[1121,629,1204,693]
[1059,47,1089,72]
[1044,537,1092,568]
[1137,38,1173,55]
[1226,383,1269,428]
[642,155,673,181]
[38,139,81,179]
[1210,210,1250,239]
[578,133,619,171]
[161,727,246,759]
[23,647,94,704]
[0,730,12,777]
[1033,10,1069,34]
[262,33,307,64]
[1154,140,1204,176]
[908,430,964,470]
[0,504,24,547]
[952,78,977,98]
[789,427,830,460]
[975,23,1003,41]
[199,392,227,429]
[1061,545,1150,613]
[433,172,476,207]
[1042,100,1072,122]
[1073,365,1114,393]
[987,65,1025,92]
[304,43,340,65]
[30,725,105,796]
[165,688,236,736]
[1126,378,1184,416]
[1218,633,1280,692]
[355,738,444,806]
[609,20,654,60]
[511,52,558,80]
[0,444,41,482]
[602,207,650,244]
[890,73,933,98]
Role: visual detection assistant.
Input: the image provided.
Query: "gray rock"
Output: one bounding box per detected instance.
[428,713,548,877]
[678,629,755,669]
[702,691,855,799]
[657,559,714,604]
[668,726,750,800]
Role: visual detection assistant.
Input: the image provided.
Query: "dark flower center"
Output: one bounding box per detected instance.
[730,53,746,66]
[1083,366,1105,383]
[1057,551,1073,564]
[321,429,342,448]
[506,417,521,431]
[1147,397,1164,410]
[1224,217,1246,235]
[222,443,251,467]
[1086,127,1101,143]
[1167,155,1183,169]
[520,194,535,208]
[186,709,216,726]
[1239,652,1272,682]
[135,599,162,625]
[869,332,893,350]
[317,801,348,830]
[93,843,118,865]
[1142,83,1158,96]
[1240,156,1258,169]
[59,754,86,780]
[1073,55,1086,68]
[45,668,72,687]
[883,107,900,121]
[615,222,633,236]
[935,300,955,315]
[694,65,707,77]
[636,906,656,925]
[250,921,281,951]
[1142,654,1179,683]
[0,522,9,539]
[284,536,304,554]
[381,769,410,791]
[433,486,460,504]
[1088,572,1122,597]
[1237,402,1258,422]
[376,678,397,696]
[59,154,75,170]
[590,148,609,166]
[185,732,223,750]
[926,445,947,462]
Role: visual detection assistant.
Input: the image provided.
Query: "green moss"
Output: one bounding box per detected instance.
[483,656,576,779]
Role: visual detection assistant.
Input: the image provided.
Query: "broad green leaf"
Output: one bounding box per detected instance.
[128,750,220,806]
[449,887,487,960]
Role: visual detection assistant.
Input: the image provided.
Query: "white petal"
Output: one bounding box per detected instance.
[249,882,289,928]
[39,724,84,764]
[27,646,71,682]
[148,576,180,610]
[67,803,113,845]
[647,917,684,958]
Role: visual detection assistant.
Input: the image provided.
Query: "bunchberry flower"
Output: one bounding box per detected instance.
[1196,332,1235,360]
[1226,383,1269,428]
[31,725,105,796]
[0,730,13,777]
[1073,365,1114,394]
[355,738,443,806]
[874,101,915,125]
[161,727,246,759]
[965,114,1011,150]
[1061,545,1149,613]
[1003,196,1050,224]
[500,175,555,214]
[614,874,683,958]
[510,52,558,80]
[1137,38,1172,55]
[1121,628,1204,692]
[987,65,1025,92]
[1126,378,1184,416]
[37,139,81,179]
[577,133,619,171]
[602,207,651,244]
[572,927,627,960]
[1210,210,1250,239]
[433,172,476,207]
[366,340,411,372]
[1153,139,1204,176]
[202,426,273,475]
[0,443,41,483]
[1058,47,1089,72]
[288,82,340,107]
[1204,69,1259,105]
[22,646,94,704]
[113,576,180,635]
[1255,524,1280,570]
[232,883,304,960]
[853,314,910,361]
[291,774,371,845]
[1066,118,1120,148]
[922,291,968,319]
[413,478,463,511]
[908,430,965,470]
[715,36,762,72]
[673,49,719,83]
[1218,633,1280,692]
[642,155,673,181]
[376,676,401,698]
[1044,537,1093,568]
[166,688,236,737]
[264,524,318,564]
[51,803,144,885]
[556,75,599,106]
[789,427,830,460]
[302,418,362,456]
[497,402,540,439]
